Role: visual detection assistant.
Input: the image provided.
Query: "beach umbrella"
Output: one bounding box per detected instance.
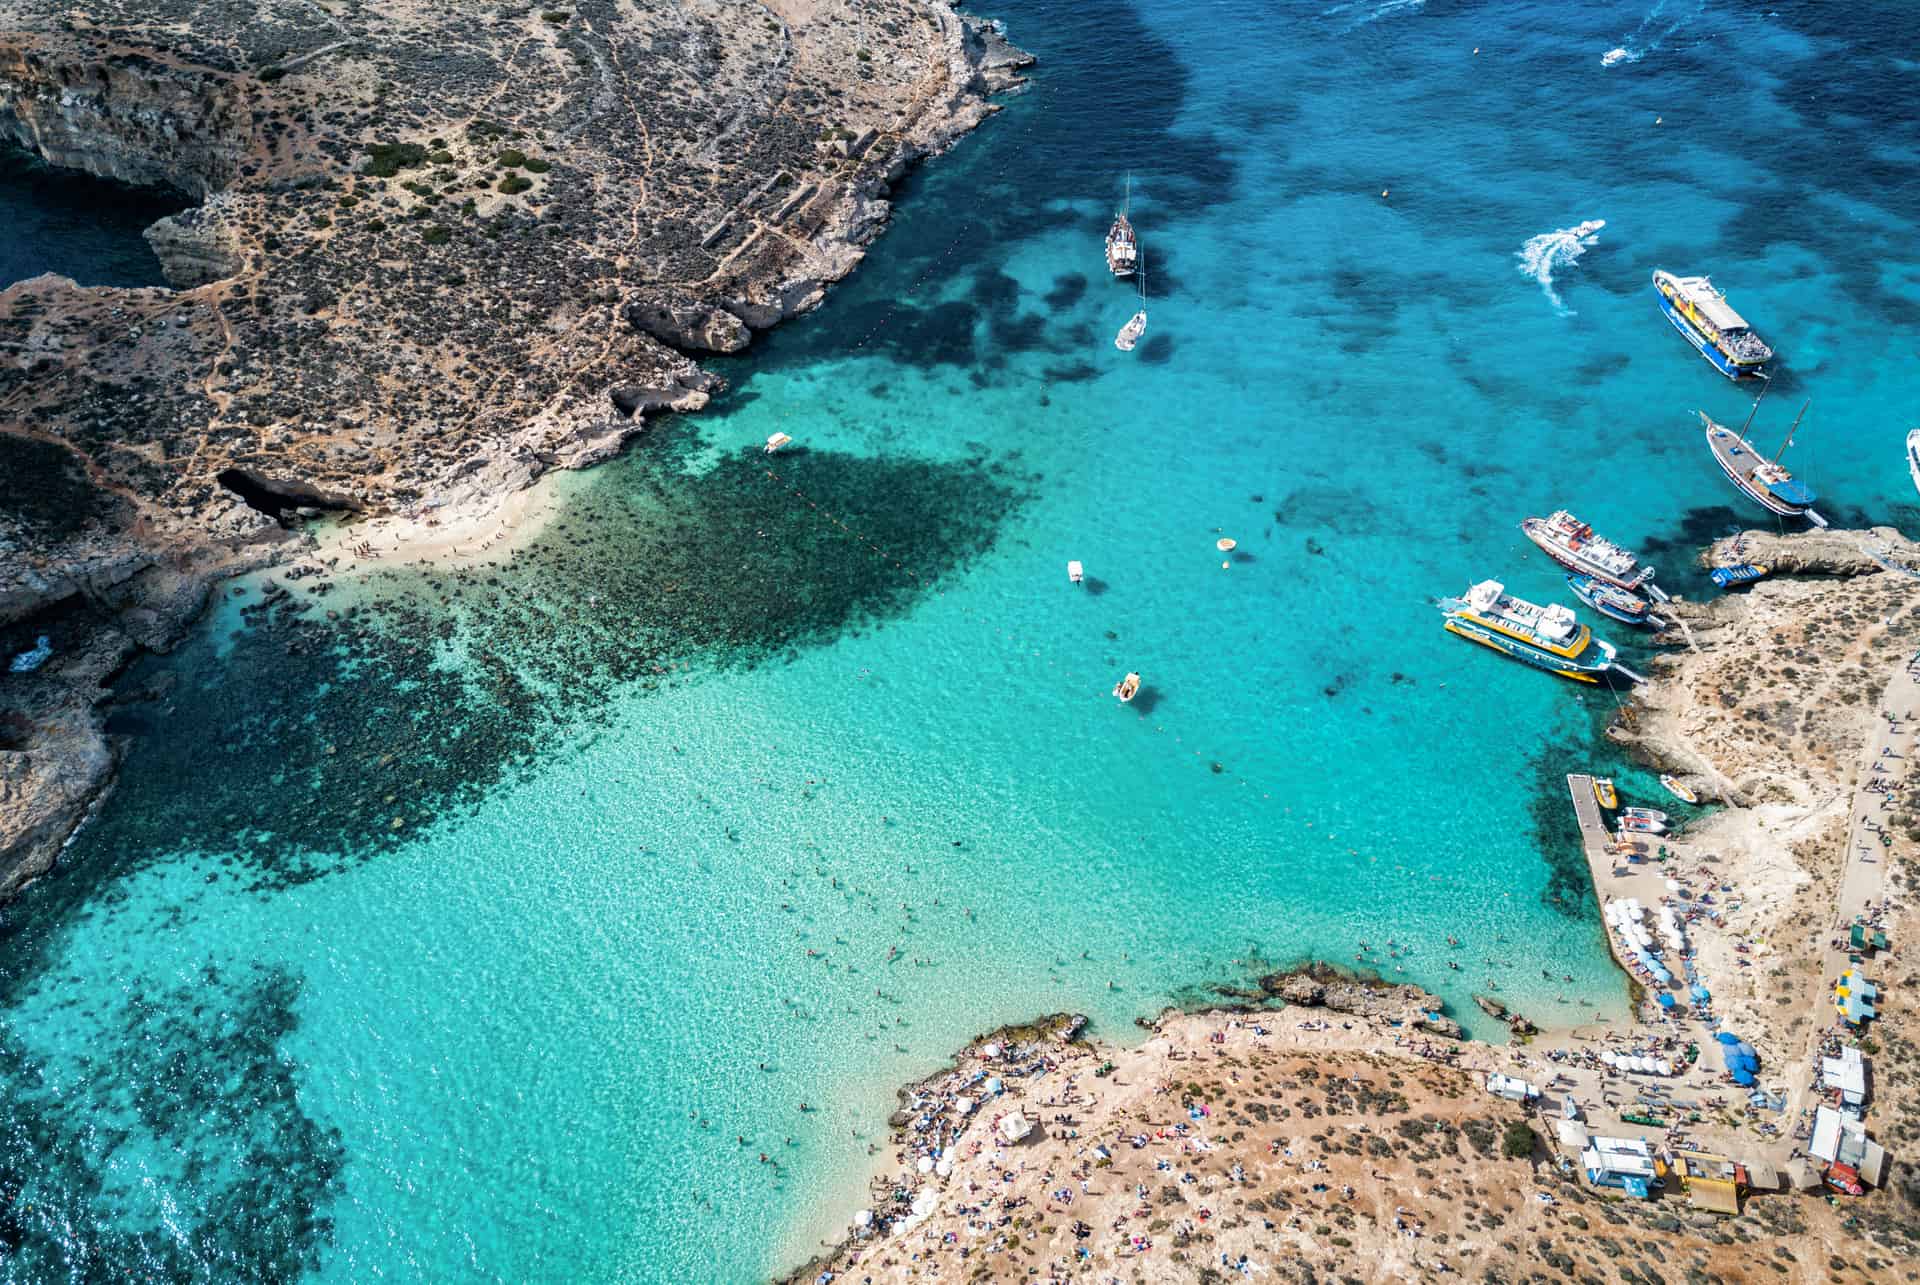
[854,1209,874,1228]
[986,1077,1004,1094]
[1731,1067,1756,1086]
[1690,984,1710,1002]
[1657,993,1677,1010]
[918,1156,935,1175]
[1665,879,1681,892]
[1715,1032,1739,1046]
[981,1043,1001,1059]
[935,1157,954,1178]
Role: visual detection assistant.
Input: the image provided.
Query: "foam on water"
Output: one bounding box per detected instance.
[1602,0,1703,68]
[1517,218,1607,315]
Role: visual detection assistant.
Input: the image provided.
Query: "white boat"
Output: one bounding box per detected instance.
[1105,173,1138,278]
[1908,428,1920,499]
[1113,671,1141,702]
[1067,560,1085,583]
[765,432,792,453]
[1115,257,1148,352]
[1622,807,1669,824]
[1659,774,1698,804]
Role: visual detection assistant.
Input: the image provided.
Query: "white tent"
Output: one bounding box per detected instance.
[1821,1047,1867,1107]
[1000,1113,1033,1143]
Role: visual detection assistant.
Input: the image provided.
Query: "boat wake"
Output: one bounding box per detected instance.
[1321,0,1424,30]
[1602,0,1702,67]
[1516,219,1605,316]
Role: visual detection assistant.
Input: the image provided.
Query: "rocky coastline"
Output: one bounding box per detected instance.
[781,529,1920,1282]
[0,0,1031,897]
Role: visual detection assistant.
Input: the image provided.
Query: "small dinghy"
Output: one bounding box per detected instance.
[1113,671,1141,702]
[1619,813,1667,834]
[1907,428,1920,499]
[1067,560,1085,584]
[1566,573,1654,627]
[765,432,792,454]
[1659,774,1699,804]
[1709,563,1767,588]
[1115,257,1148,352]
[1622,806,1669,824]
[1592,777,1619,809]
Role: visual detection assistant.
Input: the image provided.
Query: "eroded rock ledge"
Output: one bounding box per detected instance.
[0,0,1030,897]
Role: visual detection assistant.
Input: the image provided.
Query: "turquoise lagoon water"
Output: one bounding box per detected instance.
[5,1,1920,1280]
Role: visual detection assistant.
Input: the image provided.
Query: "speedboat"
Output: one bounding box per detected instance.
[1622,806,1669,824]
[1592,777,1619,809]
[1113,672,1141,702]
[1908,428,1920,499]
[1619,813,1667,834]
[1659,774,1698,804]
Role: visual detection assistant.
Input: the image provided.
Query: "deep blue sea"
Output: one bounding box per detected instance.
[0,143,181,287]
[3,1,1918,1280]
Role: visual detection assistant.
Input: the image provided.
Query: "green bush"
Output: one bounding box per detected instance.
[522,158,551,173]
[1502,1121,1536,1159]
[498,173,534,195]
[496,148,528,168]
[363,218,387,232]
[362,141,428,177]
[541,9,571,22]
[421,225,451,245]
[427,150,454,165]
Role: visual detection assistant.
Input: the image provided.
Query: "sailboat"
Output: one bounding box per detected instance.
[1702,391,1823,525]
[1105,174,1138,278]
[1115,257,1147,352]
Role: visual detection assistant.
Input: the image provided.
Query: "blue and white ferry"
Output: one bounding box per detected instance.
[1653,270,1772,380]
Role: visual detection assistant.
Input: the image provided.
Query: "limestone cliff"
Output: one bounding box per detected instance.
[0,0,1031,898]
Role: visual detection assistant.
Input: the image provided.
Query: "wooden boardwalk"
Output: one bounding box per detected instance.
[1564,773,1614,866]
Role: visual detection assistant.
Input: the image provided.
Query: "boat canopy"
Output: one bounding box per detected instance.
[1538,602,1579,642]
[1672,275,1749,331]
[1764,477,1816,506]
[1466,580,1504,611]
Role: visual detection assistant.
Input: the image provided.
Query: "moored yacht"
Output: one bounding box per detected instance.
[1440,580,1625,684]
[1522,510,1659,594]
[1702,402,1819,522]
[1106,174,1138,278]
[1653,270,1772,380]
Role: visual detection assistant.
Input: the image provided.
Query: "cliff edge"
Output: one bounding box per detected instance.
[0,0,1029,896]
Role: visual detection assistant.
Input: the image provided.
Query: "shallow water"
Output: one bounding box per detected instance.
[4,1,1919,1280]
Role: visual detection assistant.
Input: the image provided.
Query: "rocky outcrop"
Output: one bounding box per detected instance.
[1218,961,1464,1039]
[0,0,1030,903]
[1703,526,1908,579]
[143,197,245,287]
[0,41,253,196]
[0,547,278,896]
[623,288,751,354]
